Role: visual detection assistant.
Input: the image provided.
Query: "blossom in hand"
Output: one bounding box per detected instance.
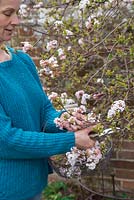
[87,111,98,123]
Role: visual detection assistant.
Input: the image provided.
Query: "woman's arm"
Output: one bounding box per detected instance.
[0,103,75,159]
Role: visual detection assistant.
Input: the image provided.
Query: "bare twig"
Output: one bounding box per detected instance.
[86,20,127,54]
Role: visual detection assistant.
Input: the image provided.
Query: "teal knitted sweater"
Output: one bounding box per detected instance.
[0,47,75,200]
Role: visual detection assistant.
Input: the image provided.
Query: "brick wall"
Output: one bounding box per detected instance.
[111,140,134,191]
[11,25,42,66]
[12,25,134,194]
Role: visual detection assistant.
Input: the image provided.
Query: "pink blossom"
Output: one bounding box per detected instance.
[75,90,85,100]
[40,59,50,68]
[48,92,58,100]
[49,56,59,67]
[61,92,68,99]
[93,93,104,100]
[46,40,58,51]
[21,42,33,52]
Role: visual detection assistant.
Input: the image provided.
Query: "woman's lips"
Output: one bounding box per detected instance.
[5,29,13,34]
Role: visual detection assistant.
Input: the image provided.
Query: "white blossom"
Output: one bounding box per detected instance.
[40,59,50,68]
[57,48,66,60]
[19,4,28,17]
[94,19,100,26]
[49,56,59,68]
[97,78,104,84]
[48,92,58,100]
[79,0,90,10]
[64,98,75,105]
[107,100,126,118]
[67,46,72,51]
[33,2,43,9]
[54,20,63,28]
[81,93,91,105]
[79,105,87,113]
[87,111,97,123]
[46,40,58,51]
[85,16,92,29]
[78,38,84,45]
[86,162,96,170]
[61,92,68,99]
[65,30,73,39]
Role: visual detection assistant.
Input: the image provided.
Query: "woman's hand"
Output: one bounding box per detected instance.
[75,126,96,150]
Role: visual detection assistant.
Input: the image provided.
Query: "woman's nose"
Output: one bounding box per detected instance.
[11,14,20,25]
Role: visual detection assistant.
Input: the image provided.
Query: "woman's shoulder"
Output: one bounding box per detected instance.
[7,46,39,78]
[6,46,16,53]
[7,46,32,63]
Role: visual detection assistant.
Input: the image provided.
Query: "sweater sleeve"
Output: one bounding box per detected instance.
[16,50,66,133]
[0,103,75,159]
[41,92,67,133]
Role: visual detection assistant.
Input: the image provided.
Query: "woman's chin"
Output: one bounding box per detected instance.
[3,36,12,42]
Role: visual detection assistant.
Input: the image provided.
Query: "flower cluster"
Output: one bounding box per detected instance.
[39,55,61,78]
[19,4,29,18]
[51,91,126,130]
[20,0,133,25]
[46,40,58,51]
[50,91,126,178]
[107,100,126,118]
[58,141,102,178]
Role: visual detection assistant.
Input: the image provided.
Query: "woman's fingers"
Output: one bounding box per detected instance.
[60,111,97,132]
[72,112,86,121]
[75,127,96,150]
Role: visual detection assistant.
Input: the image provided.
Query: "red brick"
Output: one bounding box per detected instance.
[111,151,117,159]
[111,160,134,170]
[122,180,134,191]
[29,47,42,57]
[118,151,134,160]
[32,57,41,67]
[121,141,134,150]
[17,27,34,37]
[115,169,134,179]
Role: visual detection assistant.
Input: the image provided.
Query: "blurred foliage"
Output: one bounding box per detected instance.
[43,181,76,200]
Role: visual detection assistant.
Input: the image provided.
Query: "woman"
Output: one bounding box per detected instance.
[0,0,95,200]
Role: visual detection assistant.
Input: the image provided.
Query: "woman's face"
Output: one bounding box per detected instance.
[0,0,21,44]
